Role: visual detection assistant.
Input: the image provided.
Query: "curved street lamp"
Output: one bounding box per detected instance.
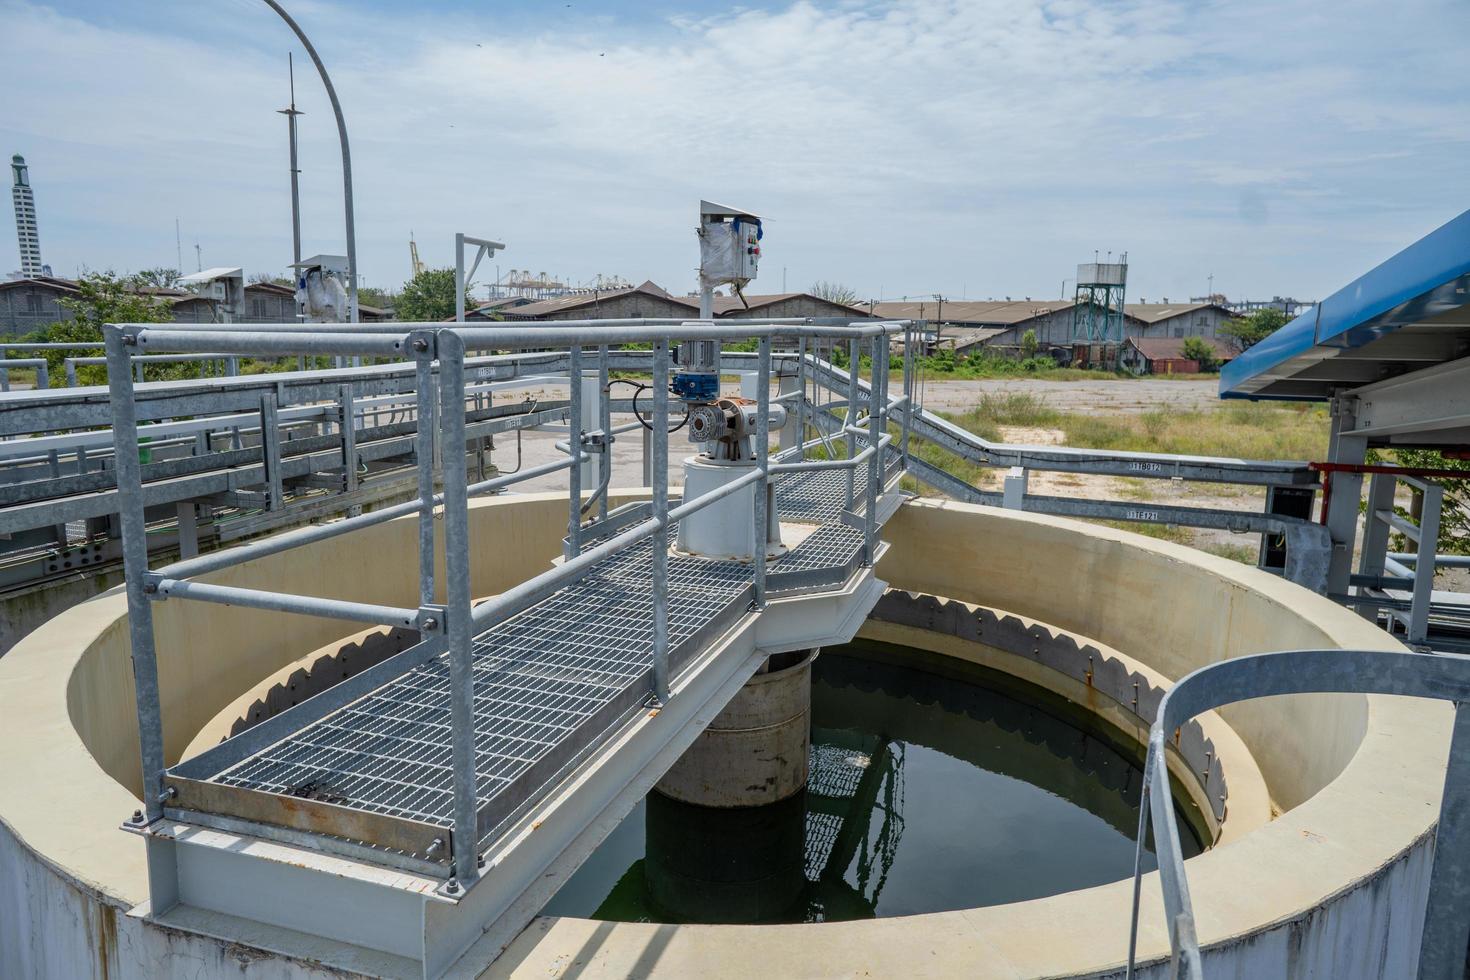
[261,0,359,323]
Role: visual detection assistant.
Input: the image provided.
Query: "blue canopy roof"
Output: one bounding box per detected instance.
[1221,209,1470,401]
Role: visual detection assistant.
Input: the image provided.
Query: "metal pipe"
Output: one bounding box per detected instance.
[553,419,642,454]
[651,340,670,702]
[260,0,358,323]
[103,327,167,822]
[116,320,908,355]
[1390,553,1470,568]
[67,352,240,367]
[753,336,771,608]
[455,232,466,324]
[415,352,436,614]
[0,358,48,392]
[795,336,807,462]
[598,345,610,524]
[152,450,579,584]
[864,336,881,564]
[153,578,418,628]
[566,346,582,559]
[845,338,860,509]
[452,321,905,352]
[133,329,407,356]
[436,330,480,884]
[768,448,877,474]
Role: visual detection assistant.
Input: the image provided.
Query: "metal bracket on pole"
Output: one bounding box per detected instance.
[455,233,507,323]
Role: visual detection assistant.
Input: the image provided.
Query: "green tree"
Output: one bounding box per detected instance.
[1220,308,1288,352]
[27,271,174,386]
[810,280,859,306]
[136,267,183,290]
[396,268,469,322]
[1020,328,1039,358]
[357,285,393,310]
[1180,336,1219,371]
[1393,450,1470,555]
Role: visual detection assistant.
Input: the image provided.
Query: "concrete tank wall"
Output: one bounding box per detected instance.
[0,494,1447,979]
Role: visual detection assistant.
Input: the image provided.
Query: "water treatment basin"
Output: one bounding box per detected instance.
[0,494,1446,979]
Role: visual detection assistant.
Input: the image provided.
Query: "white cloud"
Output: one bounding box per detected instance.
[2,0,1466,302]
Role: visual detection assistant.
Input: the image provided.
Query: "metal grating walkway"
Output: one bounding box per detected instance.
[179,452,902,860]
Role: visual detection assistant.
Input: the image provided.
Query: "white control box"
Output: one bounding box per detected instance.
[698,201,761,287]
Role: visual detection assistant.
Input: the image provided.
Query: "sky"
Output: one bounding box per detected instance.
[2,0,1467,304]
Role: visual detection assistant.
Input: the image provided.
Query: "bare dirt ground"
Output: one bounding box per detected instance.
[913,377,1221,415]
[492,376,1261,558]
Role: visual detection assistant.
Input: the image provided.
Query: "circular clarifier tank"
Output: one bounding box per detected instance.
[542,641,1206,924]
[0,495,1451,979]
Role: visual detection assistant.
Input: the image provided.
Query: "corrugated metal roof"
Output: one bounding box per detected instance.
[1126,302,1228,324]
[870,299,1076,325]
[504,281,697,318]
[941,327,1008,349]
[706,292,873,317]
[1127,336,1235,361]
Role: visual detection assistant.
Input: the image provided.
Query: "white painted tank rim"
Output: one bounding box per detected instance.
[0,493,1447,979]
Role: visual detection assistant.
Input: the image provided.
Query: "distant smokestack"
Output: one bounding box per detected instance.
[10,154,43,277]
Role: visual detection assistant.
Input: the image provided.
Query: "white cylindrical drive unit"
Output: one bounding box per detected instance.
[675,456,785,562]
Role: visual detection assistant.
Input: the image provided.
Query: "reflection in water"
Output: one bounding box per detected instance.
[543,642,1204,924]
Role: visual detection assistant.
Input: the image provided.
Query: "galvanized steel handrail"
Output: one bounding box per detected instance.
[102,317,910,893]
[1126,648,1470,980]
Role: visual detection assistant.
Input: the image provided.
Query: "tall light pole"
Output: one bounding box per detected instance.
[262,0,358,323]
[276,51,302,320]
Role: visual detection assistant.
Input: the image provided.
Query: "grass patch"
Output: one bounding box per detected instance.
[1203,542,1257,564]
[939,397,1326,461]
[1093,520,1195,545]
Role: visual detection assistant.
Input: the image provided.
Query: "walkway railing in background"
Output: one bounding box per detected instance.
[1126,648,1470,980]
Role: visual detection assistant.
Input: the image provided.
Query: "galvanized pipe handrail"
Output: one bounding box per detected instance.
[464,430,768,634]
[154,451,584,582]
[122,320,911,357]
[131,329,411,357]
[753,335,772,608]
[1126,648,1470,980]
[151,577,419,628]
[0,358,48,392]
[768,434,889,474]
[98,320,906,884]
[66,352,238,366]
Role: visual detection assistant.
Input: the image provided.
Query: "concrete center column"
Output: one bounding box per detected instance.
[646,648,815,921]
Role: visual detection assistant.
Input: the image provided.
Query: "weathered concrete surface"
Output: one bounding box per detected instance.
[0,494,1445,979]
[0,561,126,656]
[655,651,813,807]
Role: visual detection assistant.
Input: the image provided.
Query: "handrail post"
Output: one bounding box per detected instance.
[753,336,771,608]
[412,336,437,620]
[566,345,583,559]
[598,344,611,523]
[845,337,860,509]
[651,340,671,702]
[437,330,479,886]
[900,324,912,469]
[105,325,168,823]
[795,335,808,460]
[864,336,880,564]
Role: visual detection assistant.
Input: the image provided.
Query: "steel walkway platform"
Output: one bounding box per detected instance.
[165,455,903,875]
